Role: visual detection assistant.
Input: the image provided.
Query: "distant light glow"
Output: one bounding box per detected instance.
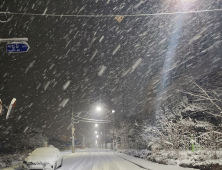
[95,124,98,127]
[96,106,102,112]
[112,110,115,113]
[95,131,97,134]
[96,135,99,138]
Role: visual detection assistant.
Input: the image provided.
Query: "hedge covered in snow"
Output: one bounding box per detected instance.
[119,149,222,170]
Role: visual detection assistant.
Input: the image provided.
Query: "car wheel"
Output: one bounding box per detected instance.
[60,159,63,167]
[54,162,57,170]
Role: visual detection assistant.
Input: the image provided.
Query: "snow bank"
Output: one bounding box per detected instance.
[116,152,197,170]
[118,149,152,159]
[119,149,222,170]
[149,150,222,169]
[0,153,27,169]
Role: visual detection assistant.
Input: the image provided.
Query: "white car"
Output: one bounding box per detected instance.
[23,147,63,170]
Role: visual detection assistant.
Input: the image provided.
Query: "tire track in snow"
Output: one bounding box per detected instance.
[99,152,121,170]
[115,154,149,170]
[60,152,89,170]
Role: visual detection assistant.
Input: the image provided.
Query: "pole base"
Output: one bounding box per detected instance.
[72,146,75,153]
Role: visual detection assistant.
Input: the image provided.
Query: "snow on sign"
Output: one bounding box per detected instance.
[6,42,30,53]
[115,16,124,23]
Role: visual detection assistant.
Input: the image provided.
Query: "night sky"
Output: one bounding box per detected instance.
[1,0,222,141]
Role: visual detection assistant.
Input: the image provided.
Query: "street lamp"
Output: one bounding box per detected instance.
[96,106,102,112]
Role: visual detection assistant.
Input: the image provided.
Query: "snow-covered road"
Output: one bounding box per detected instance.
[59,149,198,170]
[59,149,145,170]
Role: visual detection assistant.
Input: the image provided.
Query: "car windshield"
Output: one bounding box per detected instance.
[31,148,55,156]
[1,1,222,170]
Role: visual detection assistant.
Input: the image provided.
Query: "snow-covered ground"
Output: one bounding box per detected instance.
[2,149,198,170]
[58,149,148,170]
[59,149,197,170]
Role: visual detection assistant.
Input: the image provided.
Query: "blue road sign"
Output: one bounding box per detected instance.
[6,42,29,53]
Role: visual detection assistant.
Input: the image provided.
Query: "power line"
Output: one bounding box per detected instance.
[1,8,222,18]
[74,116,110,123]
[75,115,109,122]
[78,120,110,123]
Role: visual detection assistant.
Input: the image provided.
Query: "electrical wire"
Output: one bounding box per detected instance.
[1,8,222,18]
[75,115,109,122]
[77,119,110,123]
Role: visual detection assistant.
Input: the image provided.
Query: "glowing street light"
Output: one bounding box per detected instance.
[96,135,99,138]
[95,131,97,134]
[96,106,102,112]
[95,124,98,127]
[112,110,115,114]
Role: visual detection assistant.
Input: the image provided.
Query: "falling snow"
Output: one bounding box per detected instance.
[59,98,70,108]
[1,1,222,169]
[63,80,71,90]
[98,65,107,76]
[113,45,121,55]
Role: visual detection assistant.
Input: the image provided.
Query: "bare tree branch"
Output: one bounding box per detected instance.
[178,90,221,101]
[212,90,221,101]
[192,80,222,111]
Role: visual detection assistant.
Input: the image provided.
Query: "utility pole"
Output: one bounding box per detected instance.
[113,114,114,152]
[71,109,75,153]
[104,128,105,149]
[112,110,115,152]
[83,135,85,149]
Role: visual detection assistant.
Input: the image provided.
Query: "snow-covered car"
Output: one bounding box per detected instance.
[23,147,63,170]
